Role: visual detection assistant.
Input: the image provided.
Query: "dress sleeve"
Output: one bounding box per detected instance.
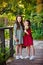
[14,23,17,36]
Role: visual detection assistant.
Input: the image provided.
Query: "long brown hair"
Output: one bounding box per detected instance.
[16,15,24,30]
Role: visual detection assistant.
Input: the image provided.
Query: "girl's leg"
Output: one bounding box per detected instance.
[25,46,30,59]
[16,45,19,59]
[27,46,30,56]
[26,46,30,56]
[16,45,19,55]
[30,45,35,56]
[19,44,22,55]
[19,44,23,59]
[30,45,35,60]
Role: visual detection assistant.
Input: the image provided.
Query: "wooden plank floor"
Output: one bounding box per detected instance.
[7,48,43,65]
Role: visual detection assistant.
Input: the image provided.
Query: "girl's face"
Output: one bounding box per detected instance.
[24,21,29,26]
[17,16,21,23]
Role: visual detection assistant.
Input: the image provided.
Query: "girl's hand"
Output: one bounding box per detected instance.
[14,36,19,42]
[24,30,29,35]
[16,39,19,42]
[15,38,19,42]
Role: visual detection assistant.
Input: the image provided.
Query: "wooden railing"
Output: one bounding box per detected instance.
[0,27,13,57]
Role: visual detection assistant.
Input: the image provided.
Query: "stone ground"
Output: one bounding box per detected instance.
[7,40,43,65]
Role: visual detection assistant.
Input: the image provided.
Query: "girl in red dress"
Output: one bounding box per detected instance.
[23,20,35,60]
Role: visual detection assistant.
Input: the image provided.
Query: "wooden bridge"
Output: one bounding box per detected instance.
[7,48,43,65]
[0,27,43,65]
[7,40,43,65]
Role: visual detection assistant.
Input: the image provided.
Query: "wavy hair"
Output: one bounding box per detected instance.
[16,15,24,30]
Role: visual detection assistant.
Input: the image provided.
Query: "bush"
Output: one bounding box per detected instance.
[0,21,5,27]
[0,17,5,27]
[0,46,15,64]
[30,13,43,40]
[5,29,9,39]
[0,47,10,63]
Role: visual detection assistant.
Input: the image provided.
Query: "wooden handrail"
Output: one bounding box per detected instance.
[0,26,13,57]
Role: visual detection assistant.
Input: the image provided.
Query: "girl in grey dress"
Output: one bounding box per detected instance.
[14,15,24,59]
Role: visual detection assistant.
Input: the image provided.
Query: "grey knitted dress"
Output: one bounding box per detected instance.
[14,23,23,45]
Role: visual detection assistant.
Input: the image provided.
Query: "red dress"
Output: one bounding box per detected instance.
[23,29,33,47]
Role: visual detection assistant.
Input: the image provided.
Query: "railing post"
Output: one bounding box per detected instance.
[0,29,6,65]
[0,30,5,53]
[9,28,13,57]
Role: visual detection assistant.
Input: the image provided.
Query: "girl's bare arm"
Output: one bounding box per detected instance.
[24,30,29,35]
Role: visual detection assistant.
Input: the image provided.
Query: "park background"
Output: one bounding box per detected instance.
[0,0,43,40]
[0,0,43,65]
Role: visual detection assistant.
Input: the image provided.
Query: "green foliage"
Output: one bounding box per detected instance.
[0,0,36,15]
[0,22,4,27]
[32,29,43,39]
[0,0,43,39]
[5,29,9,39]
[0,47,10,63]
[30,12,43,40]
[0,46,15,63]
[0,17,5,27]
[0,52,4,62]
